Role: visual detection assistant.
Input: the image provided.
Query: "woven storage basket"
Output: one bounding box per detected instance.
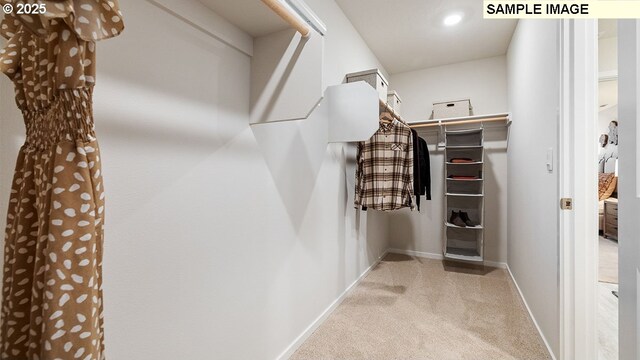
[346,69,389,102]
[432,99,472,119]
[387,91,402,115]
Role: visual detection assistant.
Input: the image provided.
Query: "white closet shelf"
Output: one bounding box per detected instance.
[409,112,511,129]
[445,222,484,230]
[445,161,484,165]
[445,193,484,197]
[446,178,483,181]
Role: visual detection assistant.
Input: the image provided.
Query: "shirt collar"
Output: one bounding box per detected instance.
[379,119,397,132]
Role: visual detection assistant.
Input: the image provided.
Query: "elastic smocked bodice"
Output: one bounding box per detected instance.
[23,88,95,152]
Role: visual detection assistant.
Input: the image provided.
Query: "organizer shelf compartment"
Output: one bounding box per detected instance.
[446,165,482,177]
[445,222,484,230]
[446,161,484,165]
[444,228,483,262]
[446,179,483,195]
[446,148,484,163]
[445,145,483,149]
[443,127,485,263]
[445,130,482,147]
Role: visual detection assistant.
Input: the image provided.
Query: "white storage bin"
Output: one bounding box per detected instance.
[432,99,473,119]
[387,90,402,115]
[346,69,389,102]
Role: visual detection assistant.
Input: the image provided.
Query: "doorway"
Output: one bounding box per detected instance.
[596,19,619,360]
[561,19,640,360]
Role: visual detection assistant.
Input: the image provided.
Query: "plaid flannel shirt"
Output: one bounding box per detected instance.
[355,119,414,211]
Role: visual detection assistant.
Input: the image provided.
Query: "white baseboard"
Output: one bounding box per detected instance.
[276,250,389,360]
[387,248,507,269]
[506,265,557,360]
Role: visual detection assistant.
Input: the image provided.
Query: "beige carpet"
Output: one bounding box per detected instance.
[599,236,618,284]
[292,254,551,360]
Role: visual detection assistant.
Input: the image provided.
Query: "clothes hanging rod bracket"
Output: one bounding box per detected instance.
[285,0,327,35]
[260,0,312,37]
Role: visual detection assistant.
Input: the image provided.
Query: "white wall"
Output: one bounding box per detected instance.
[0,1,390,359]
[598,35,618,137]
[599,36,618,74]
[389,56,509,120]
[507,20,560,357]
[617,19,640,360]
[599,105,618,136]
[387,56,509,265]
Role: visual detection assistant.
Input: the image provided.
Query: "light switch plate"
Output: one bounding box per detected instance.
[547,148,554,172]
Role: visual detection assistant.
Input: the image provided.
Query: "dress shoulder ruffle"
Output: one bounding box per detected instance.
[0,0,124,41]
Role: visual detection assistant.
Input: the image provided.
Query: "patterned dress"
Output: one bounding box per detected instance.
[0,1,124,358]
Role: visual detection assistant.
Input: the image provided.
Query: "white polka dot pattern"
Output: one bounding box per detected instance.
[3,141,106,359]
[0,1,123,359]
[0,0,124,110]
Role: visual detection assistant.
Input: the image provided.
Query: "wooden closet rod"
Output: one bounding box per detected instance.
[261,0,311,37]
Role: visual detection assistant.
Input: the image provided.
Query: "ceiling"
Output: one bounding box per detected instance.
[199,0,289,37]
[335,0,517,74]
[198,0,522,75]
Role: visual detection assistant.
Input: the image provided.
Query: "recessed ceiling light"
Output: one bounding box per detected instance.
[444,13,463,26]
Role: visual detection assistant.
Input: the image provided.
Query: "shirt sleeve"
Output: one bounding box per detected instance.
[421,139,432,200]
[411,129,420,210]
[0,18,21,76]
[404,130,415,209]
[354,141,364,208]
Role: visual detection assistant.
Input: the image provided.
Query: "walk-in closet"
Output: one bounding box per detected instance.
[0,1,638,359]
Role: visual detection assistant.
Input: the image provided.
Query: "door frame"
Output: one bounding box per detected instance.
[558,19,599,360]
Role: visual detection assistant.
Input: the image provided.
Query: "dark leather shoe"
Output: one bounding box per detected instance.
[459,211,477,227]
[449,211,466,227]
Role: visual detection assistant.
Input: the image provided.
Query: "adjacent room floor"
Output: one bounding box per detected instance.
[292,254,551,360]
[599,236,618,284]
[598,282,619,360]
[598,235,619,360]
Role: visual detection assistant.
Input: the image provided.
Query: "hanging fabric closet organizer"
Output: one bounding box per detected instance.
[0,1,124,358]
